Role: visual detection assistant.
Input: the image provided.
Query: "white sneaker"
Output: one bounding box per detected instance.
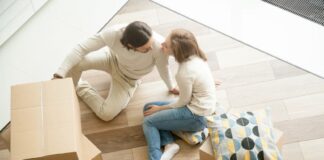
[160,143,180,160]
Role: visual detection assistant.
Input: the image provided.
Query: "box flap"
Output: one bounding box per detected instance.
[80,135,102,160]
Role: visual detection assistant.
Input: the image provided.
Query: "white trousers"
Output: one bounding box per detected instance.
[67,50,139,121]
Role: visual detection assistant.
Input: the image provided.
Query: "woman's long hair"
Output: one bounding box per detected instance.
[170,29,207,63]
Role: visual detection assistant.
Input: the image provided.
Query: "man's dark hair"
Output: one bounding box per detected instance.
[120,21,152,50]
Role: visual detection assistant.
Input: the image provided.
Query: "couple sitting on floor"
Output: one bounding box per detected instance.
[52,21,223,160]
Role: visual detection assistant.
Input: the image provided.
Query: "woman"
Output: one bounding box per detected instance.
[142,29,220,160]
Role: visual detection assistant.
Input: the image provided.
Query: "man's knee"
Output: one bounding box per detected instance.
[97,109,121,122]
[98,113,117,122]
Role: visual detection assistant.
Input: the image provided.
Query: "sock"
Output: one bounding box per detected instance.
[160,143,180,160]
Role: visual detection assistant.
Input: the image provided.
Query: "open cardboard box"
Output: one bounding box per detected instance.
[200,127,283,160]
[10,78,102,160]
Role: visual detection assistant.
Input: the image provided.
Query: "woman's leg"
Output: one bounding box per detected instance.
[143,102,206,160]
[143,102,175,146]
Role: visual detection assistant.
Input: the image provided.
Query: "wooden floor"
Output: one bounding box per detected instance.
[1,0,324,159]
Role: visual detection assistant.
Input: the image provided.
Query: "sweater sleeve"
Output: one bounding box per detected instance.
[166,69,194,108]
[155,52,176,90]
[56,30,116,77]
[153,32,175,90]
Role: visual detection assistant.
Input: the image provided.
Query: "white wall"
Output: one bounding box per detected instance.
[0,0,128,130]
[153,0,324,78]
[0,0,48,46]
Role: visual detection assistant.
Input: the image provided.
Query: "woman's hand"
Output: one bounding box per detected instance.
[144,105,165,116]
[215,79,222,87]
[169,88,179,95]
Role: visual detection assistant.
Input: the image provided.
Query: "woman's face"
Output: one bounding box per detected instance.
[161,35,172,55]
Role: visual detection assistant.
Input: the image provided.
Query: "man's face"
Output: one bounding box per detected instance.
[133,37,154,53]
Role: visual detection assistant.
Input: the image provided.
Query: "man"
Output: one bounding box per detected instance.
[53,21,178,121]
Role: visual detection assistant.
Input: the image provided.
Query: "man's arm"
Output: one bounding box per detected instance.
[153,32,177,91]
[54,34,107,78]
[155,54,176,90]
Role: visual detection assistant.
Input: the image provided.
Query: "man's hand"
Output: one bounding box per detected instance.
[169,88,179,95]
[52,73,63,80]
[144,105,165,116]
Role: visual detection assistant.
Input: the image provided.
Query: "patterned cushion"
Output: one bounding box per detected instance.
[206,109,282,160]
[172,127,209,145]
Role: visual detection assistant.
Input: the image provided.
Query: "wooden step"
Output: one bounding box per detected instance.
[80,71,177,153]
[79,78,177,135]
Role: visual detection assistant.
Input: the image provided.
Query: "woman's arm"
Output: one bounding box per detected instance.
[166,69,194,108]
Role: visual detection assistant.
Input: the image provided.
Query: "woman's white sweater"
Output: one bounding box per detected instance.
[166,56,217,116]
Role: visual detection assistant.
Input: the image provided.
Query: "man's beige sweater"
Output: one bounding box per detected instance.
[56,24,175,89]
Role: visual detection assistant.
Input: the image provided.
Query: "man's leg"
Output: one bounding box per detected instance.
[66,50,112,86]
[73,50,139,121]
[77,77,137,121]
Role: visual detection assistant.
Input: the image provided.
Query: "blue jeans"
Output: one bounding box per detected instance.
[142,101,207,160]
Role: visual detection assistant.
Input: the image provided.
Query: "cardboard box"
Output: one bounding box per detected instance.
[200,128,283,160]
[0,123,11,150]
[10,78,102,160]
